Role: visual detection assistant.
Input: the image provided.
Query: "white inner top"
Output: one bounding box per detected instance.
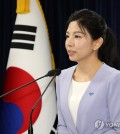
[68,79,90,125]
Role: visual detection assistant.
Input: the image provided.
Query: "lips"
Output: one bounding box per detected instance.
[67,50,75,56]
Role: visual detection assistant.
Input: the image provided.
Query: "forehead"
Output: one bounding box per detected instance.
[66,21,93,40]
[66,21,87,34]
[67,21,81,31]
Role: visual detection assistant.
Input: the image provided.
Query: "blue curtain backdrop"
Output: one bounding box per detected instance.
[0,0,120,90]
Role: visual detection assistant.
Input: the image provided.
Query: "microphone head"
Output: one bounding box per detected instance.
[46,68,61,77]
[55,68,61,76]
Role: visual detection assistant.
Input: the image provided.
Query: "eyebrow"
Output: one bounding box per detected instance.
[66,31,84,34]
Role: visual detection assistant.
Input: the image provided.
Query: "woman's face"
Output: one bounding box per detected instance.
[65,21,97,63]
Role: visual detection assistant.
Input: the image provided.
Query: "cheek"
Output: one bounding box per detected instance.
[76,43,93,54]
[65,40,69,50]
[65,40,67,46]
[65,43,67,50]
[74,41,85,50]
[76,39,92,49]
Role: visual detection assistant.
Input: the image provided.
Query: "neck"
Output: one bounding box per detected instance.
[73,60,103,82]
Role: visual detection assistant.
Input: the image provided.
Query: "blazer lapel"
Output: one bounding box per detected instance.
[60,66,77,133]
[76,63,107,130]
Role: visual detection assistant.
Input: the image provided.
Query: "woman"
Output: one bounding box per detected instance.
[56,9,120,134]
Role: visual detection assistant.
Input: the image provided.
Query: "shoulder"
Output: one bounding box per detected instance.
[104,64,120,78]
[56,65,77,81]
[61,65,77,75]
[56,65,77,95]
[103,64,120,86]
[104,65,120,102]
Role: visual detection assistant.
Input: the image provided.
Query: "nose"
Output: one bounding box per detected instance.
[65,36,74,47]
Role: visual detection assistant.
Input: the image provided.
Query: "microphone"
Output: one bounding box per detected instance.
[0,68,61,98]
[46,68,61,77]
[28,69,61,134]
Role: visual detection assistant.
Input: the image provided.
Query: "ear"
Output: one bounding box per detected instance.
[93,37,103,50]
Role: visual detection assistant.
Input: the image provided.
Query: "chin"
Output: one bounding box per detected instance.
[69,57,77,62]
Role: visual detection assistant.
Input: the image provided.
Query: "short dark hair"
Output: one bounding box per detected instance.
[66,9,120,69]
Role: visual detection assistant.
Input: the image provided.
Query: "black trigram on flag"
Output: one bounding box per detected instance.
[50,115,58,134]
[11,24,37,50]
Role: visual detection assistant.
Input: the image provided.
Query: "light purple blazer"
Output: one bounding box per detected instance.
[56,63,120,134]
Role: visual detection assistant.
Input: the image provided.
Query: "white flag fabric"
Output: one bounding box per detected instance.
[1,0,57,133]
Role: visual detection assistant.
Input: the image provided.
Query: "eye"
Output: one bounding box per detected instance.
[65,34,69,39]
[75,35,81,38]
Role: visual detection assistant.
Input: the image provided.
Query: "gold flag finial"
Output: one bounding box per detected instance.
[16,0,30,14]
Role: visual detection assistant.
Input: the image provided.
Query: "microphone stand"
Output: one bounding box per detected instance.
[0,74,48,98]
[28,74,56,134]
[0,69,61,98]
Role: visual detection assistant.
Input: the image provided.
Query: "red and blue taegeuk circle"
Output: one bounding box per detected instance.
[0,67,42,133]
